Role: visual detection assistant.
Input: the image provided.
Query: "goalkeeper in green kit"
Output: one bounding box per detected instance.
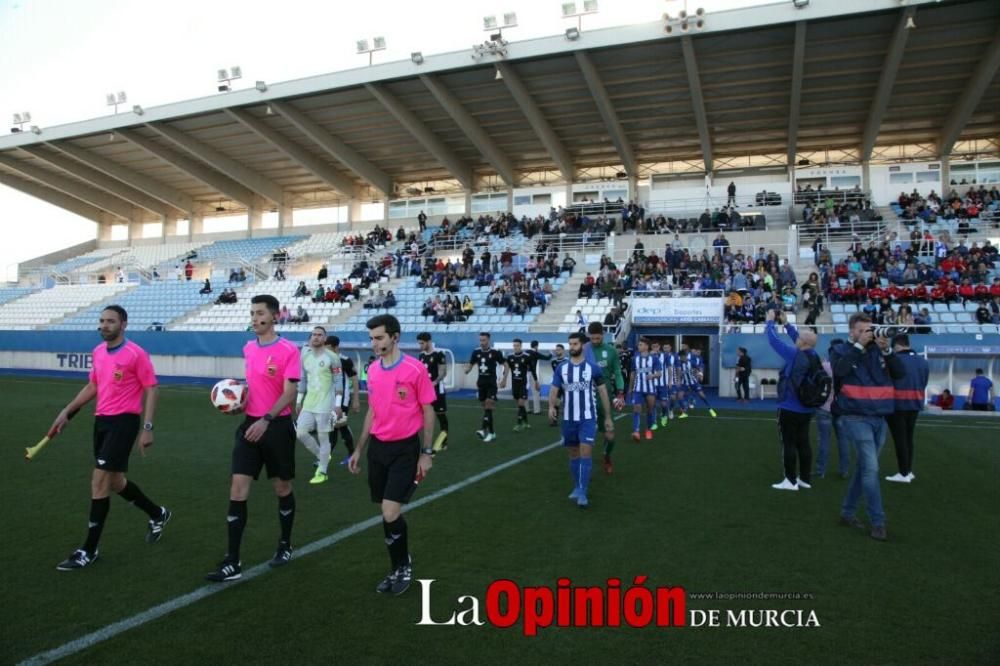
[583,322,625,474]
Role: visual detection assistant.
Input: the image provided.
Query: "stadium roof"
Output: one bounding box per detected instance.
[0,0,997,225]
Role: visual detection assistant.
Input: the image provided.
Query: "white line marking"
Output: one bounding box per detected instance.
[19,415,625,666]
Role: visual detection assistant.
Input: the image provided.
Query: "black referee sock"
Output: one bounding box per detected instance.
[83,497,110,554]
[485,409,494,433]
[278,493,295,544]
[226,500,247,561]
[517,405,527,424]
[383,516,409,570]
[437,414,449,433]
[337,425,356,455]
[118,481,162,520]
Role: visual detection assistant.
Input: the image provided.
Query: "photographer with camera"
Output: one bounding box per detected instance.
[885,334,928,484]
[830,313,906,541]
[765,309,821,491]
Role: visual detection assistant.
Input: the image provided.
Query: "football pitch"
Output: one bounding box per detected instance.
[2,375,998,665]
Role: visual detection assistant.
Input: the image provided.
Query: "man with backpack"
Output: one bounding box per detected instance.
[830,313,906,541]
[765,310,826,491]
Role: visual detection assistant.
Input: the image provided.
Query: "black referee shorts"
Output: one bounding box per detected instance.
[477,381,498,402]
[432,391,448,414]
[367,434,420,505]
[232,415,296,480]
[511,380,529,401]
[93,414,140,473]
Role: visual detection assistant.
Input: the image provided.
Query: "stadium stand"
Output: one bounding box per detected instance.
[0,283,133,329]
[51,281,219,331]
[0,287,39,306]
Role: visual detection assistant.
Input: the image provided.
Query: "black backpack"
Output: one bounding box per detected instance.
[795,352,832,408]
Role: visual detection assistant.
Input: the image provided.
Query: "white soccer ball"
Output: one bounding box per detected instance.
[211,379,247,415]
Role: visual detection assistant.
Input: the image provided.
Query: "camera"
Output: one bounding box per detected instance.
[868,325,908,339]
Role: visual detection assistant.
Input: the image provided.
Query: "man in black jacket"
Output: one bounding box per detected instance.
[735,347,751,403]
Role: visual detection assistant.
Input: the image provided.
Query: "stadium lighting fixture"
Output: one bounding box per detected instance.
[565,27,580,40]
[106,91,127,113]
[411,51,424,65]
[132,105,144,115]
[10,112,30,133]
[30,125,41,135]
[792,0,809,7]
[357,37,387,66]
[217,66,242,92]
[483,12,517,36]
[664,7,704,34]
[255,80,268,92]
[562,1,598,32]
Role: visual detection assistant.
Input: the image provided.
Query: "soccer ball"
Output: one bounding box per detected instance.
[211,379,247,414]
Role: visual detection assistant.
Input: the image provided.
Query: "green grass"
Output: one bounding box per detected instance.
[2,376,999,665]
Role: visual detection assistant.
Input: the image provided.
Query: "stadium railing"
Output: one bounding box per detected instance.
[792,189,869,206]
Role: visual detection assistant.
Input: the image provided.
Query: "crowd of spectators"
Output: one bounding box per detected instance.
[896,185,1000,227]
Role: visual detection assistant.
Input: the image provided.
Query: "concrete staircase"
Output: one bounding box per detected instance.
[537,271,587,326]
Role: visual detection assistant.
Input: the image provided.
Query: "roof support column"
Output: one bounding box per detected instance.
[940,158,950,194]
[277,196,293,235]
[162,215,177,241]
[128,209,144,244]
[189,214,204,240]
[464,191,473,216]
[248,202,264,237]
[861,160,871,195]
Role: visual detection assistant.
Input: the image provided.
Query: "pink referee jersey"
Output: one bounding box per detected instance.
[89,339,157,416]
[244,336,301,418]
[368,354,436,442]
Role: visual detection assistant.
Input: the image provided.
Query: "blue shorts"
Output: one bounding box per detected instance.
[631,391,655,405]
[561,419,597,447]
[685,382,703,393]
[656,386,670,400]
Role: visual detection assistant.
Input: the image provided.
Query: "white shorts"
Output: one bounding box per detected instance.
[297,410,333,433]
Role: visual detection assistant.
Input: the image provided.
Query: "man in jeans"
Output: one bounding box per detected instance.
[815,339,849,479]
[830,313,906,541]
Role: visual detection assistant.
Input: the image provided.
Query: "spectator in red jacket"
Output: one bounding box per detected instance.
[944,281,959,302]
[930,285,945,301]
[974,283,989,301]
[937,389,954,410]
[991,279,1000,298]
[958,279,975,303]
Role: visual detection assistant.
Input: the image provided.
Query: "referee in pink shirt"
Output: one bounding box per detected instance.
[349,314,436,596]
[206,294,301,582]
[49,305,171,571]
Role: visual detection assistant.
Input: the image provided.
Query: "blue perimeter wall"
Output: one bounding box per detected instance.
[1,330,998,379]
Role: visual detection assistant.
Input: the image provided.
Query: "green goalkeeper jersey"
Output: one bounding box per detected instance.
[585,342,624,394]
[299,348,341,413]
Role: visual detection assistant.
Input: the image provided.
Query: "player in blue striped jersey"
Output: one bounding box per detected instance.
[630,337,662,441]
[650,341,673,431]
[659,343,679,425]
[676,349,717,419]
[549,333,613,508]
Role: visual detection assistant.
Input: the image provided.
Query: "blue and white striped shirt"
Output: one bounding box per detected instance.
[661,352,677,387]
[633,354,662,395]
[552,359,605,422]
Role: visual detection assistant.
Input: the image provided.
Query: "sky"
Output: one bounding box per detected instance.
[0,0,764,282]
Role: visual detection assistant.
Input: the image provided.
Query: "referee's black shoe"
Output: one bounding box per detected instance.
[56,549,98,571]
[205,558,242,582]
[391,556,413,596]
[145,507,172,544]
[268,541,293,568]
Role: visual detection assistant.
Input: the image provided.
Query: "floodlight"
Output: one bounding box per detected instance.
[483,15,498,30]
[217,68,229,82]
[356,39,369,53]
[792,0,809,7]
[230,66,242,79]
[565,27,580,40]
[373,36,386,49]
[30,126,41,134]
[255,80,268,92]
[105,93,117,106]
[562,2,577,17]
[12,113,21,124]
[22,112,30,122]
[502,12,517,27]
[117,91,127,103]
[411,51,424,64]
[132,105,144,115]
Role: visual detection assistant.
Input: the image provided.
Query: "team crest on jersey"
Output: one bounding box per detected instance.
[397,385,408,399]
[113,367,124,382]
[267,364,277,377]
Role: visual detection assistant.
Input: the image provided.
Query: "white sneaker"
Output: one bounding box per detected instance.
[484,432,497,443]
[906,473,915,482]
[885,473,910,483]
[771,479,798,491]
[475,429,486,440]
[796,479,812,489]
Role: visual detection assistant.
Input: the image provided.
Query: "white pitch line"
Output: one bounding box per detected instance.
[19,415,628,666]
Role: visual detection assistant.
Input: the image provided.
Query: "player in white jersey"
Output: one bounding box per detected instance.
[296,326,342,484]
[630,337,662,441]
[326,336,360,466]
